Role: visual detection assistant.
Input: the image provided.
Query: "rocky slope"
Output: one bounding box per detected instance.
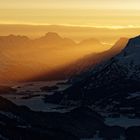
[45,35,140,119]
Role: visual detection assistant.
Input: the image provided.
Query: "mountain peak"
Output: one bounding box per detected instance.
[79,38,101,46]
[0,34,29,43]
[111,37,128,51]
[126,35,140,50]
[131,35,140,40]
[112,35,140,68]
[44,32,62,40]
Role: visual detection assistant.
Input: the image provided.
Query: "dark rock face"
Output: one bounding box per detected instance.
[0,86,16,94]
[43,36,140,140]
[126,126,140,140]
[0,95,139,139]
[41,85,59,92]
[100,126,125,140]
[0,96,107,140]
[0,96,79,140]
[45,36,140,116]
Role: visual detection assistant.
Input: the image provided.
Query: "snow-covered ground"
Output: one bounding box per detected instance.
[1,80,72,112]
[6,95,74,112]
[13,80,69,93]
[105,115,140,128]
[126,92,140,99]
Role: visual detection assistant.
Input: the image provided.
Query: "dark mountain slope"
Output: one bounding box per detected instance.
[45,35,140,119]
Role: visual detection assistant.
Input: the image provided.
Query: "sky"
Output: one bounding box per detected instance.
[0,0,140,9]
[0,0,140,27]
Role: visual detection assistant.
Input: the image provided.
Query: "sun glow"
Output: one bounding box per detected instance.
[1,8,140,27]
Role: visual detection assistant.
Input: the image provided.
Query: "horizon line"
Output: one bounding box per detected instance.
[1,23,140,29]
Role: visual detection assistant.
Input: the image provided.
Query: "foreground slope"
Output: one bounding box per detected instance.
[0,95,140,140]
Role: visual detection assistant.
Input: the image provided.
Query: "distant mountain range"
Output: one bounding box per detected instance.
[0,32,76,49]
[29,37,128,81]
[0,32,112,83]
[0,32,110,50]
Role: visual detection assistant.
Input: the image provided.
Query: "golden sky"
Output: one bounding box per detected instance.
[0,0,140,27]
[0,0,140,9]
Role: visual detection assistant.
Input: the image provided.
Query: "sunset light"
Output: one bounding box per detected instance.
[0,1,140,139]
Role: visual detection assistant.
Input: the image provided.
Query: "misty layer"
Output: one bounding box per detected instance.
[0,32,112,83]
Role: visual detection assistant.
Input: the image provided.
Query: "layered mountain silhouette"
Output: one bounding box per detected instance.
[78,38,104,51]
[0,33,112,83]
[0,32,76,49]
[34,32,76,48]
[45,35,140,118]
[29,37,128,81]
[0,34,30,48]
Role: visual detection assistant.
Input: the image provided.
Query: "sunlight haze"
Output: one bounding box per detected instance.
[0,0,140,83]
[0,0,140,9]
[0,0,140,27]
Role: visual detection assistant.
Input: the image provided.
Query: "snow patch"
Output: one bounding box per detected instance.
[105,116,140,128]
[126,92,140,99]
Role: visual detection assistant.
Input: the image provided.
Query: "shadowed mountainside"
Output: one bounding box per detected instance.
[45,35,140,117]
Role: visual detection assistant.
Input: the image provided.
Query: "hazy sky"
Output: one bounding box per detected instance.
[0,0,140,9]
[0,0,140,27]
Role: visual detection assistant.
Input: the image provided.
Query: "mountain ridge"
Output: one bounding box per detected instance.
[0,32,114,83]
[45,35,140,117]
[28,37,128,81]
